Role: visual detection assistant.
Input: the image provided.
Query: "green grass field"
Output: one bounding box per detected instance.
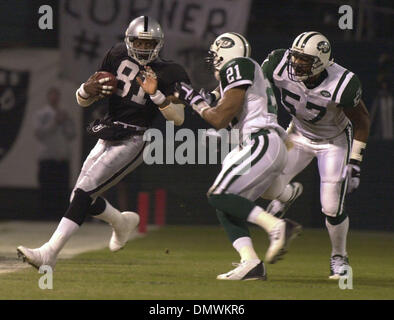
[1,226,393,300]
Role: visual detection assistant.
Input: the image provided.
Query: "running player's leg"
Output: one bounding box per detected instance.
[208,131,301,277]
[17,137,146,268]
[317,128,352,279]
[215,210,266,280]
[210,132,277,279]
[262,133,314,217]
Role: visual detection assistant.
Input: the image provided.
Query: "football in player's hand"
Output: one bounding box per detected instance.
[96,71,118,94]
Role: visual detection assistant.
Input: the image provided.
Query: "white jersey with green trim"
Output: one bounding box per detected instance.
[218,56,286,141]
[263,49,362,140]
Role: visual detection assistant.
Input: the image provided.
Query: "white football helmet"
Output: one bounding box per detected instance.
[124,16,164,65]
[287,31,332,81]
[206,32,251,72]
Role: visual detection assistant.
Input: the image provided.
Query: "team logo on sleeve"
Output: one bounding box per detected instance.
[317,41,330,53]
[216,37,235,49]
[320,90,331,97]
[354,88,362,105]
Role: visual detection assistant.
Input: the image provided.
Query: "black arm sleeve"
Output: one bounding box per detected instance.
[158,63,190,96]
[99,47,114,72]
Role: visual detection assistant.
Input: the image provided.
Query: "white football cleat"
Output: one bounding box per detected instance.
[217,259,266,281]
[329,255,350,280]
[267,182,303,218]
[265,218,302,264]
[109,211,140,252]
[16,245,57,270]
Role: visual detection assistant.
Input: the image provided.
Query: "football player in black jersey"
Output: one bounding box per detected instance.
[17,16,190,269]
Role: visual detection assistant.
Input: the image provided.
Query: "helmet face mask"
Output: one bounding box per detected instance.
[124,16,164,65]
[287,32,332,82]
[205,50,223,71]
[287,50,321,82]
[125,37,160,65]
[206,32,251,73]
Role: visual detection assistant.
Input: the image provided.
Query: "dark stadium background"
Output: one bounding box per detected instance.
[0,0,392,231]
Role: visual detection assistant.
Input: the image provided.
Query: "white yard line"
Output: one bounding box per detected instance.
[0,221,148,274]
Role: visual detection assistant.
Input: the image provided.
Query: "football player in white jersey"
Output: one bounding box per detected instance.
[260,32,370,279]
[175,32,301,280]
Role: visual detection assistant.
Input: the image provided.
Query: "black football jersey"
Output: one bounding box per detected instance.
[99,42,190,127]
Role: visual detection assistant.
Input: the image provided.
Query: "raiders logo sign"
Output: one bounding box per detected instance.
[215,37,235,49]
[317,41,330,53]
[0,68,29,162]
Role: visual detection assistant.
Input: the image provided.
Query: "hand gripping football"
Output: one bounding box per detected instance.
[96,71,117,94]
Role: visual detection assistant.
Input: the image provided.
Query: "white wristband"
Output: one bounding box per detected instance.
[192,101,210,117]
[211,90,220,102]
[350,139,367,162]
[78,83,90,99]
[150,90,166,105]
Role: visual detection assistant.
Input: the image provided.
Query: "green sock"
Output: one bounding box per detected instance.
[208,193,255,221]
[216,210,250,243]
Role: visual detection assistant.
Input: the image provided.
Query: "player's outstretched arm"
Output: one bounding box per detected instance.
[201,87,245,129]
[76,72,114,107]
[175,82,246,130]
[137,67,185,126]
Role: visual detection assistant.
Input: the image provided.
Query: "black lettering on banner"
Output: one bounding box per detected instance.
[73,30,101,61]
[176,47,217,89]
[158,0,179,29]
[127,0,153,21]
[181,4,201,34]
[203,9,226,39]
[64,0,80,19]
[89,0,120,25]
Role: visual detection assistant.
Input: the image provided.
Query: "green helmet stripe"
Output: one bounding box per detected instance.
[301,32,320,48]
[295,32,307,47]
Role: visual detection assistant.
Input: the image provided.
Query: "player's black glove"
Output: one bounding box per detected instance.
[342,159,361,193]
[175,82,205,106]
[199,88,218,105]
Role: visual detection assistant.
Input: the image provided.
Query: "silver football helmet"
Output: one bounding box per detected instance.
[124,16,164,65]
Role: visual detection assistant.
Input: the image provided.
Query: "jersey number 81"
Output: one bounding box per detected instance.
[116,60,147,105]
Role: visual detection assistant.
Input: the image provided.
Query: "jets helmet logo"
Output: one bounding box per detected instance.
[216,37,235,49]
[317,41,330,53]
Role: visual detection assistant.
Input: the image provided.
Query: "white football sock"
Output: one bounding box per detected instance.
[43,217,79,256]
[93,199,123,227]
[247,206,281,233]
[277,184,294,202]
[232,237,259,261]
[326,216,349,257]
